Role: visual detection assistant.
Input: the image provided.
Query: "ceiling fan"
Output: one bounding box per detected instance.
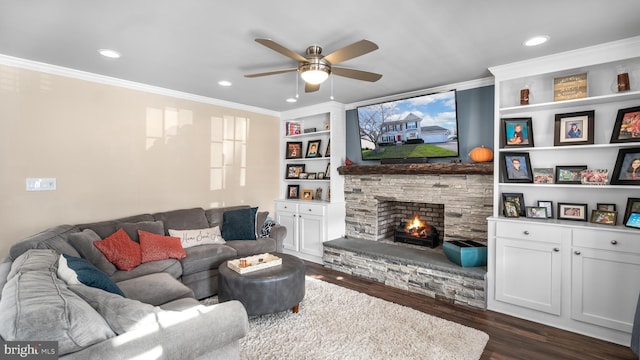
[245,38,382,93]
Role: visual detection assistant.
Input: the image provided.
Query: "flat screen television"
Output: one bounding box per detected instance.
[357,90,459,163]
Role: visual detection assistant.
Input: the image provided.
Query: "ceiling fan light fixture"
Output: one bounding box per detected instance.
[299,63,331,85]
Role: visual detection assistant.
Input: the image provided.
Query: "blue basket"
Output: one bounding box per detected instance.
[443,240,487,267]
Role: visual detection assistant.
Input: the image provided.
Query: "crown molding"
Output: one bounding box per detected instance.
[0,54,280,117]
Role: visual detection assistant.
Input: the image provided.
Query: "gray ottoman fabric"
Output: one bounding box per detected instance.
[218,253,305,316]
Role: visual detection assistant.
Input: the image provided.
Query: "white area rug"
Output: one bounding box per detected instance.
[238,276,489,360]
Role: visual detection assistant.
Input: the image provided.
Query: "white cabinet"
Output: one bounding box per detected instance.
[275,200,331,262]
[276,202,298,251]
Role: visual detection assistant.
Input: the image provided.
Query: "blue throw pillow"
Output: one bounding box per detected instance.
[221,207,258,240]
[62,254,125,297]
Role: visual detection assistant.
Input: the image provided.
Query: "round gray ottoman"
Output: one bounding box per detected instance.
[218,253,305,316]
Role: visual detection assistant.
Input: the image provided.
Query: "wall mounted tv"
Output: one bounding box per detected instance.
[357,90,459,163]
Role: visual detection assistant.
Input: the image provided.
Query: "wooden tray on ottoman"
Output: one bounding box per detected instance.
[227,253,282,274]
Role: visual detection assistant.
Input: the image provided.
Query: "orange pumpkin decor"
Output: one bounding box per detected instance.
[469,145,493,162]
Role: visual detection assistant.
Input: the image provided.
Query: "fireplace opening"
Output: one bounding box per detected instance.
[394,213,440,248]
[377,201,445,245]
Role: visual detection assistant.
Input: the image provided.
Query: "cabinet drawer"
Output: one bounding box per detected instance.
[573,228,640,254]
[276,202,298,213]
[299,203,326,216]
[496,221,561,242]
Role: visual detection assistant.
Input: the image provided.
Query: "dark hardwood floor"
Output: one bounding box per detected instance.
[304,261,637,360]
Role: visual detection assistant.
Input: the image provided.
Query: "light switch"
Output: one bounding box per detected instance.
[26,178,57,191]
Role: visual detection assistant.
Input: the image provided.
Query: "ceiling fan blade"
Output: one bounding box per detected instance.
[244,68,297,78]
[323,40,378,65]
[255,38,308,63]
[332,67,382,82]
[305,82,320,93]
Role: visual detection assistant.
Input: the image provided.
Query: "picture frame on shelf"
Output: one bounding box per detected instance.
[305,139,322,158]
[625,212,640,229]
[285,141,303,159]
[557,203,588,221]
[610,147,640,185]
[287,185,300,199]
[502,192,525,217]
[307,173,316,180]
[623,197,640,224]
[325,162,331,179]
[555,165,587,184]
[533,168,554,184]
[298,172,308,180]
[286,164,305,179]
[610,105,640,143]
[553,110,594,146]
[597,203,616,211]
[580,169,609,185]
[590,210,617,225]
[553,73,587,101]
[301,189,313,200]
[500,117,534,148]
[526,206,547,219]
[317,172,325,179]
[537,200,554,218]
[315,187,323,201]
[325,139,331,157]
[500,152,533,183]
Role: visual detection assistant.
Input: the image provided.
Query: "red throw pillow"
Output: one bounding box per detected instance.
[138,230,187,263]
[93,228,142,271]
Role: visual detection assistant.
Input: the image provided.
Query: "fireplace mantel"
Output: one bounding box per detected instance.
[337,162,493,176]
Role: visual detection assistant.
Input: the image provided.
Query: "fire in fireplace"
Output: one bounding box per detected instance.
[394,214,439,248]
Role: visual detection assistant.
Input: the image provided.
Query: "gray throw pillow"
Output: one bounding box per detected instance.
[118,220,165,242]
[67,229,117,276]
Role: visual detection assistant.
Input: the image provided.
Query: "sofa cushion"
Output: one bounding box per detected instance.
[67,229,118,276]
[168,226,225,248]
[118,220,165,242]
[139,230,186,263]
[225,238,277,257]
[69,284,159,335]
[77,214,154,239]
[180,244,237,276]
[221,207,258,240]
[0,249,115,355]
[152,208,209,234]
[110,259,182,283]
[205,205,249,228]
[9,224,81,261]
[94,228,142,271]
[116,272,194,306]
[58,254,125,297]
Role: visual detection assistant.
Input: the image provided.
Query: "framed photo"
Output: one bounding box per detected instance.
[554,110,594,146]
[580,169,609,185]
[315,187,323,201]
[298,172,308,180]
[285,141,303,159]
[610,106,640,143]
[301,189,313,200]
[325,163,331,179]
[501,118,534,148]
[502,192,525,217]
[305,139,322,158]
[590,210,617,225]
[555,165,587,184]
[558,203,588,221]
[623,197,640,224]
[533,168,554,184]
[286,185,300,199]
[500,152,533,183]
[526,206,548,219]
[597,203,616,211]
[307,173,316,180]
[317,172,325,180]
[625,212,640,229]
[610,147,640,185]
[325,139,331,157]
[538,200,554,218]
[285,164,305,179]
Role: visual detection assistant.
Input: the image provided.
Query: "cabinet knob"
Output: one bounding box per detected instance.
[308,208,312,212]
[553,248,560,252]
[523,230,530,235]
[574,250,581,255]
[610,240,618,245]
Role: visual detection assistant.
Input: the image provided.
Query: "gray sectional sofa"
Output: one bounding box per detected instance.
[0,205,286,359]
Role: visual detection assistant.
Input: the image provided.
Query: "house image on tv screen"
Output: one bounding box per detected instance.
[378,113,450,145]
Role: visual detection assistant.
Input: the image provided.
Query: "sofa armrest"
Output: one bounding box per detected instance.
[269,224,287,253]
[61,300,248,360]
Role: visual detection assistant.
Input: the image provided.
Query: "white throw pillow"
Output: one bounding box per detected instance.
[168,226,225,248]
[57,254,81,285]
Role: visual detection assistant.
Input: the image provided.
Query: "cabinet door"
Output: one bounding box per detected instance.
[276,211,298,251]
[299,213,325,257]
[496,237,562,315]
[571,247,640,332]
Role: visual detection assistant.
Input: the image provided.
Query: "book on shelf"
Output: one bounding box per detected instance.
[286,121,301,136]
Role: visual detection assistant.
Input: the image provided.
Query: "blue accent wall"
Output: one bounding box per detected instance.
[345,85,494,164]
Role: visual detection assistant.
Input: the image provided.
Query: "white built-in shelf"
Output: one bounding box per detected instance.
[499,90,640,115]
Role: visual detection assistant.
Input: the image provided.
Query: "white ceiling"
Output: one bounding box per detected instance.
[1,1,639,112]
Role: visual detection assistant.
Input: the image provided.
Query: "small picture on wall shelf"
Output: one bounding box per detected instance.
[500,152,533,183]
[287,185,299,199]
[286,164,305,179]
[325,139,331,157]
[623,197,640,224]
[501,118,534,148]
[580,169,609,185]
[610,147,640,185]
[526,206,548,219]
[298,172,308,180]
[301,189,313,200]
[285,141,303,159]
[555,165,587,184]
[317,172,325,179]
[325,163,331,179]
[533,168,554,184]
[305,140,322,158]
[502,192,525,217]
[554,110,594,146]
[558,203,588,221]
[590,210,617,225]
[537,200,554,218]
[315,187,323,201]
[307,173,316,180]
[597,203,616,212]
[610,106,640,143]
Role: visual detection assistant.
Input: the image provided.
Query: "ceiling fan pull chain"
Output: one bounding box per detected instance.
[330,74,334,100]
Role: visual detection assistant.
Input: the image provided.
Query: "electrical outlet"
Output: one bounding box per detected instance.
[26,178,57,191]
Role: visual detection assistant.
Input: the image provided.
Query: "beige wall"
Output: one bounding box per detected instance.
[0,65,280,258]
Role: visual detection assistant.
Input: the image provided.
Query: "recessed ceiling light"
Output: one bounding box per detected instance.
[98,49,121,58]
[286,98,297,103]
[524,35,550,47]
[217,80,232,87]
